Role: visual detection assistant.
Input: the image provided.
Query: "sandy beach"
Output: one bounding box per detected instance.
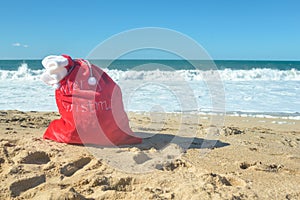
[0,110,299,199]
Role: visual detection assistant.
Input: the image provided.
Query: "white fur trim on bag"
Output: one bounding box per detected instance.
[40,55,69,86]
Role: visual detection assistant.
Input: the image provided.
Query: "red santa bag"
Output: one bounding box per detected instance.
[43,55,142,146]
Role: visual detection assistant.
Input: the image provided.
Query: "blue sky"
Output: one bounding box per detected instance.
[0,0,299,60]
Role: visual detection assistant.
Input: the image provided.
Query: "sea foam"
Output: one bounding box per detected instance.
[0,63,44,81]
[0,63,299,118]
[1,64,299,82]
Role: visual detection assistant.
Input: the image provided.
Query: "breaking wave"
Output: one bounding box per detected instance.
[1,63,299,82]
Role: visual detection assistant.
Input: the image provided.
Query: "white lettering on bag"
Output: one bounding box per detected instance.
[59,80,111,112]
[61,100,111,112]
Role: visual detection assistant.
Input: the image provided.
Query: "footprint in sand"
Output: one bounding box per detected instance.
[60,157,91,177]
[133,152,151,164]
[240,161,284,172]
[32,187,86,200]
[221,127,245,136]
[91,176,134,192]
[20,151,50,165]
[9,174,46,197]
[240,162,256,170]
[203,173,247,187]
[157,159,192,171]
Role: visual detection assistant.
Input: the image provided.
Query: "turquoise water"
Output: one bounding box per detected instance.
[1,59,300,71]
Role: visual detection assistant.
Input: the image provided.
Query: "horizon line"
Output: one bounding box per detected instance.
[1,58,300,62]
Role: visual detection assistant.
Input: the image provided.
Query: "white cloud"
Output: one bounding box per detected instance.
[12,42,21,47]
[12,42,29,48]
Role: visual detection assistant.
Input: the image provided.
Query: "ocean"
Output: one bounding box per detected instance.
[0,59,299,119]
